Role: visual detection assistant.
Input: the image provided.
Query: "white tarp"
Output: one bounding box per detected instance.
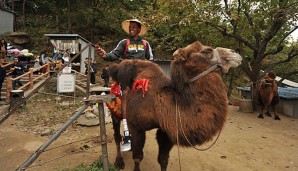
[275,76,298,88]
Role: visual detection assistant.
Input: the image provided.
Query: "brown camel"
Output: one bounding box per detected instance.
[108,41,242,171]
[257,71,281,120]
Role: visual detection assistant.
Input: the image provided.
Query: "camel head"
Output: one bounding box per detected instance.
[258,71,277,89]
[260,79,275,89]
[173,41,242,73]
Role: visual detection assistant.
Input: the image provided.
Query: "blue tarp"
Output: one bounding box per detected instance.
[278,87,298,100]
[237,87,251,92]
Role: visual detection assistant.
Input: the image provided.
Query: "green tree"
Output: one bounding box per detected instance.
[186,0,298,84]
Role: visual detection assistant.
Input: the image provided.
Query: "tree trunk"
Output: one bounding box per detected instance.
[90,0,99,42]
[91,8,95,42]
[67,0,72,34]
[11,0,16,31]
[22,0,26,27]
[11,0,15,10]
[55,9,60,33]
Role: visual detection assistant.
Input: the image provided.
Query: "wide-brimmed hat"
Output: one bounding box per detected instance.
[122,19,148,36]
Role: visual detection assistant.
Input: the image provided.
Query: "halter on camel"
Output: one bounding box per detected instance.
[188,48,223,83]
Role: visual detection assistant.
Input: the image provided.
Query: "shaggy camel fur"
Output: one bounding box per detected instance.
[257,71,280,120]
[108,41,242,171]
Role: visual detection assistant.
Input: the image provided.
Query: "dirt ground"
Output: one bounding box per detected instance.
[0,101,297,171]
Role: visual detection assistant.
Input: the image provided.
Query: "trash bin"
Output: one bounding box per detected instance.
[10,90,24,99]
[9,90,25,111]
[239,99,253,113]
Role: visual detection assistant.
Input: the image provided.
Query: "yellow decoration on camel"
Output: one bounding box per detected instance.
[107,97,122,118]
[106,82,122,118]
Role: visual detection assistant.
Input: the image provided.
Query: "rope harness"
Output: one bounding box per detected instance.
[188,49,223,83]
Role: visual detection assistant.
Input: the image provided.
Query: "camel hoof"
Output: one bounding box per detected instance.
[258,114,264,119]
[274,116,281,120]
[133,167,141,171]
[115,156,125,170]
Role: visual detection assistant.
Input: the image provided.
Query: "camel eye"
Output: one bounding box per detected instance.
[201,50,210,55]
[230,50,235,53]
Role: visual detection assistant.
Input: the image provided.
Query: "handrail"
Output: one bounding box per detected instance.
[5,62,51,102]
[71,69,87,77]
[32,64,47,73]
[33,73,48,82]
[1,43,94,126]
[3,62,14,68]
[3,62,14,75]
[12,63,49,81]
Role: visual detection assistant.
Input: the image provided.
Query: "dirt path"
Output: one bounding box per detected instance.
[0,106,297,171]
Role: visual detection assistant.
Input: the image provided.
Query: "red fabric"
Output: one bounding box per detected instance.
[132,79,151,97]
[110,82,121,97]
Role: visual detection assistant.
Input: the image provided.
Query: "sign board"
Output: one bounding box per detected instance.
[62,66,72,74]
[57,74,76,93]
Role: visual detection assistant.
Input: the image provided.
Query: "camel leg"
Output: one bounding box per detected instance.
[130,129,146,171]
[111,114,125,169]
[272,105,281,120]
[265,106,272,117]
[258,105,265,119]
[156,129,174,171]
[121,86,132,151]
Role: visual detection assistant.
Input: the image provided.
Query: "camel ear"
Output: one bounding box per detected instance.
[173,48,187,62]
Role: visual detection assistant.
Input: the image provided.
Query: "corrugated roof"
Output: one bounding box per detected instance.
[275,76,298,88]
[44,34,95,47]
[0,8,16,14]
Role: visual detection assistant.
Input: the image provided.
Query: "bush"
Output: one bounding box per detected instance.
[58,158,116,171]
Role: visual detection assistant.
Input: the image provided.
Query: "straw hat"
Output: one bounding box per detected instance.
[122,19,148,36]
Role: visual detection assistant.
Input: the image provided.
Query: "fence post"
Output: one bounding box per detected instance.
[46,62,50,74]
[6,77,13,103]
[29,68,34,89]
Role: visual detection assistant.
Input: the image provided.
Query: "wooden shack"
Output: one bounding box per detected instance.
[0,8,15,34]
[44,34,95,74]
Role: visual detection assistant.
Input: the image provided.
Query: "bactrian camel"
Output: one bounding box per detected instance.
[108,41,242,171]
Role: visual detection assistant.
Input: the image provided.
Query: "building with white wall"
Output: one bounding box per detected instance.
[0,8,15,34]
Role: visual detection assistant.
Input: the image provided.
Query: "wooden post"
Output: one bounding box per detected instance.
[85,44,92,99]
[98,102,109,171]
[46,62,50,74]
[6,77,13,103]
[29,68,34,89]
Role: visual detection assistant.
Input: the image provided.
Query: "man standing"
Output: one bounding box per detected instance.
[96,19,153,151]
[0,58,6,101]
[10,57,25,90]
[84,58,97,85]
[91,60,97,84]
[0,39,7,60]
[96,19,153,61]
[101,65,109,87]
